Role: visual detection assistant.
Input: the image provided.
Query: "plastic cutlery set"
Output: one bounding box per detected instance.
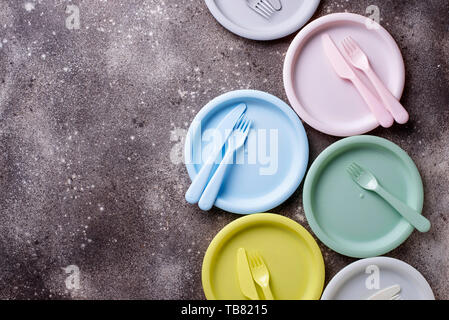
[322,34,394,128]
[322,34,409,127]
[193,5,434,300]
[198,116,252,211]
[237,248,274,300]
[185,103,251,211]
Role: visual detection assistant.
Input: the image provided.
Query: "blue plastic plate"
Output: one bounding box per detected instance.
[185,90,309,214]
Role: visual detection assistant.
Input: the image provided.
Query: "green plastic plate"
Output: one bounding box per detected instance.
[303,136,424,258]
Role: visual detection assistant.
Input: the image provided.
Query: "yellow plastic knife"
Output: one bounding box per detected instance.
[237,248,259,300]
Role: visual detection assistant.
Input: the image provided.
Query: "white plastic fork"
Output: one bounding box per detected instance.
[341,36,409,124]
[198,117,252,211]
[247,0,276,19]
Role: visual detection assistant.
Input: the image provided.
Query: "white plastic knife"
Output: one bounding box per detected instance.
[367,284,401,300]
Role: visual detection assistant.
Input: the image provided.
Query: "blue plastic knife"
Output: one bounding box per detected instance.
[185,103,246,204]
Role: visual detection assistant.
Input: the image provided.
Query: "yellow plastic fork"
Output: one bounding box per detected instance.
[248,252,274,300]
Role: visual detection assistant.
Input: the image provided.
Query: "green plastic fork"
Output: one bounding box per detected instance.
[347,162,431,233]
[248,252,274,300]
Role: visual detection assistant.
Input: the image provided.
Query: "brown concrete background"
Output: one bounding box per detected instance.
[0,0,447,299]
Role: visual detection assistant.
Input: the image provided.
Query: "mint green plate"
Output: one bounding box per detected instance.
[303,136,424,258]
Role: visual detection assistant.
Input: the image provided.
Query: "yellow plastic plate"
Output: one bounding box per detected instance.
[202,213,325,300]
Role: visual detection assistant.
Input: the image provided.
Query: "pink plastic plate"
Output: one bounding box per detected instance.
[283,13,405,137]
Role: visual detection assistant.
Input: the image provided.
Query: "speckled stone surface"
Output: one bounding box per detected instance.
[0,0,447,300]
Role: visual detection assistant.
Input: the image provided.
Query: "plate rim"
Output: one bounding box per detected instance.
[184,89,309,214]
[204,0,321,41]
[303,135,424,258]
[201,213,325,300]
[283,12,406,137]
[321,257,435,300]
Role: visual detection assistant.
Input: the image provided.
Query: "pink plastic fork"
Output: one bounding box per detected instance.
[342,36,409,124]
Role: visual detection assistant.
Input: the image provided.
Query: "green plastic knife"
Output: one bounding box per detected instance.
[237,248,259,300]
